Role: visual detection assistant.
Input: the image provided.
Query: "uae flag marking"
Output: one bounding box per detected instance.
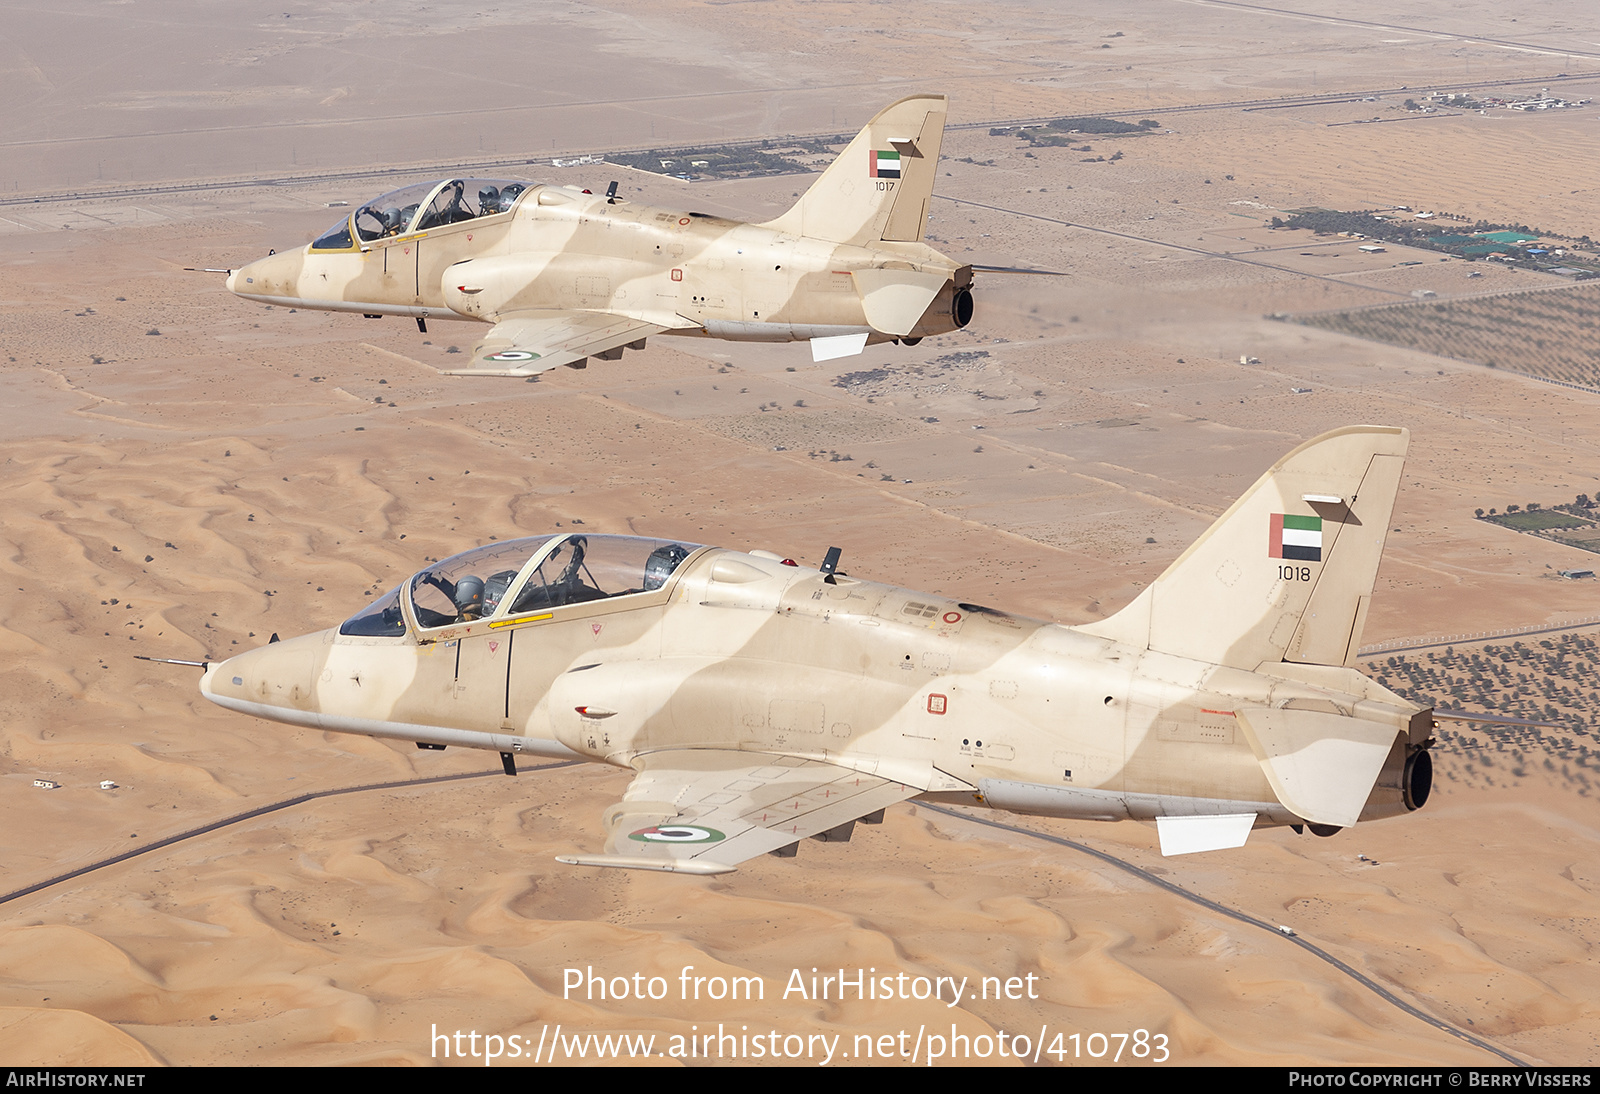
[1270,513,1323,561]
[870,149,902,178]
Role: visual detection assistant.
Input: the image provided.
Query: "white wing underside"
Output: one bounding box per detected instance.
[441,311,674,376]
[556,749,920,874]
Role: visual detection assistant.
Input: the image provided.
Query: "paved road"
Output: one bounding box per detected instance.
[0,756,1527,1067]
[0,763,577,907]
[921,803,1528,1067]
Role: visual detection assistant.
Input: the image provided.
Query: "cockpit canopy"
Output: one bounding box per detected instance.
[338,534,701,637]
[311,178,534,252]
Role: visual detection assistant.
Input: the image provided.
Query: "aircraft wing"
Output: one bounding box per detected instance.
[555,749,919,874]
[440,311,668,377]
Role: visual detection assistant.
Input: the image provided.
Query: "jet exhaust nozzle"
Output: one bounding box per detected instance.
[1402,747,1432,811]
[951,287,974,328]
[904,282,975,340]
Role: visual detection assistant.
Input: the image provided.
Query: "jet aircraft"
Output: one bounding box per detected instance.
[198,426,1437,873]
[225,95,984,373]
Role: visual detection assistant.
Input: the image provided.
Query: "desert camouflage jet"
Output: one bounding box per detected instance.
[225,95,983,374]
[198,426,1434,873]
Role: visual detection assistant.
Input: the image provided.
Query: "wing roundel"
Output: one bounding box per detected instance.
[555,750,919,874]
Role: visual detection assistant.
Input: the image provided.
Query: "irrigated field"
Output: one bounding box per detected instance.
[1366,633,1600,798]
[1293,283,1600,389]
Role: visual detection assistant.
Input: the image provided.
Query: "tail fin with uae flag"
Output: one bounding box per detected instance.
[762,95,948,247]
[1079,426,1409,671]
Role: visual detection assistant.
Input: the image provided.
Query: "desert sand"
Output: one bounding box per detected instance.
[1,0,1597,1068]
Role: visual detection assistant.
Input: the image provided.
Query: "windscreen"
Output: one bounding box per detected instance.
[505,535,699,614]
[338,584,406,637]
[408,536,560,630]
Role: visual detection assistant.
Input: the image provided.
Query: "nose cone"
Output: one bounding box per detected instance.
[227,250,305,304]
[202,630,330,721]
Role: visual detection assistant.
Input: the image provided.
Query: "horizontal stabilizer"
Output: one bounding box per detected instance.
[1235,706,1397,828]
[1156,813,1257,855]
[1433,708,1561,729]
[969,264,1067,276]
[852,268,948,337]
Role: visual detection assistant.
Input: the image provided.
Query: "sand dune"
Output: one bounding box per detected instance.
[2,0,1598,1067]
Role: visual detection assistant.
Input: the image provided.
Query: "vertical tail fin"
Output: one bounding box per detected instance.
[763,94,948,247]
[1080,426,1409,670]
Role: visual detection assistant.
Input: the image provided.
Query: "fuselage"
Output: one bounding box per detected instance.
[226,177,972,344]
[201,534,1427,830]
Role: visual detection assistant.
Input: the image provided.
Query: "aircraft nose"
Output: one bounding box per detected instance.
[201,631,327,715]
[227,250,303,303]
